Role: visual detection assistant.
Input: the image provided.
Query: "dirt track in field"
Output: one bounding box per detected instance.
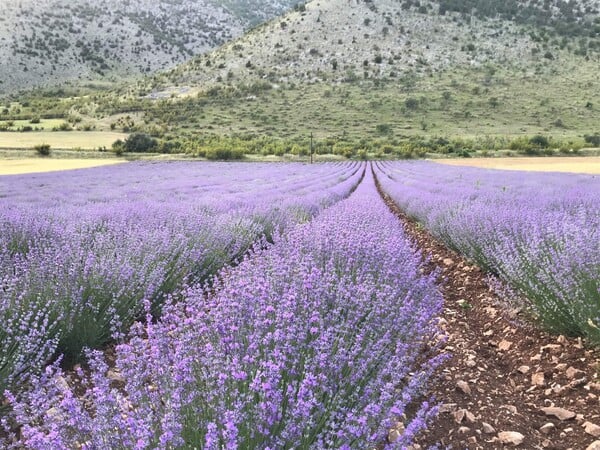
[373,169,600,450]
[435,156,600,174]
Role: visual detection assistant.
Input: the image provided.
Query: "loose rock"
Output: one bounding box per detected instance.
[482,422,496,434]
[569,377,588,389]
[453,409,466,424]
[540,422,555,434]
[587,441,600,450]
[388,428,401,443]
[532,372,546,386]
[498,431,525,446]
[584,422,600,438]
[439,403,457,414]
[456,380,471,395]
[107,369,125,383]
[541,344,562,354]
[502,405,518,414]
[464,410,476,423]
[541,406,576,421]
[566,366,585,379]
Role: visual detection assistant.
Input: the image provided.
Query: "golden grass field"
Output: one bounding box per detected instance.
[0,131,127,149]
[0,159,125,175]
[436,157,600,174]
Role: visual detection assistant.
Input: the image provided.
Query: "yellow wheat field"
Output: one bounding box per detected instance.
[0,159,125,175]
[436,157,600,174]
[0,131,127,150]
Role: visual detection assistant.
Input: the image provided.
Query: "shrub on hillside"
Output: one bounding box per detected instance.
[375,123,392,135]
[584,133,600,147]
[111,139,125,156]
[405,97,419,110]
[205,147,244,160]
[34,144,51,156]
[509,135,552,155]
[123,133,158,153]
[57,122,72,131]
[529,135,550,148]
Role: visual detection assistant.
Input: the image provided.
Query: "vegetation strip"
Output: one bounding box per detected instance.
[4,167,443,448]
[373,167,600,449]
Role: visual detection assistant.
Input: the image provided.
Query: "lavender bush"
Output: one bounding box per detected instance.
[0,162,363,396]
[375,161,600,344]
[5,169,443,449]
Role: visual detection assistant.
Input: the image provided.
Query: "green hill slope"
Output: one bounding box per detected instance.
[2,0,599,158]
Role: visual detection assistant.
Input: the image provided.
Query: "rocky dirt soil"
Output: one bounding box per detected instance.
[376,176,600,450]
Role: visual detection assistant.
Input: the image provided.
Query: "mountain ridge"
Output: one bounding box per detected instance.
[142,0,599,97]
[1,0,598,156]
[0,0,301,95]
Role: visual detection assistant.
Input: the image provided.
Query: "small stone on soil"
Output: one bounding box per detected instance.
[540,422,555,434]
[541,344,562,354]
[584,422,600,438]
[482,422,496,434]
[532,372,546,386]
[498,431,525,445]
[456,380,471,395]
[566,366,585,379]
[541,406,576,421]
[439,403,457,413]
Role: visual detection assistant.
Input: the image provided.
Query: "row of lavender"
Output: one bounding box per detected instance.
[0,162,363,398]
[4,168,443,449]
[375,161,600,344]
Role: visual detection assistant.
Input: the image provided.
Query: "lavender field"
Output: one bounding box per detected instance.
[375,161,600,344]
[1,160,599,449]
[0,162,363,398]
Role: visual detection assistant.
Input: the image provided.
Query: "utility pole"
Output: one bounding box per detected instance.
[310,132,314,164]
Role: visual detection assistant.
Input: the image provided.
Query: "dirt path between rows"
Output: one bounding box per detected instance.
[373,170,600,450]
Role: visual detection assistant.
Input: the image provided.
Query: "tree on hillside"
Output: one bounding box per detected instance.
[123,133,158,153]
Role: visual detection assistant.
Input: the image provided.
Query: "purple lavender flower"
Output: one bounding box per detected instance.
[375,160,600,343]
[5,165,442,449]
[1,162,363,399]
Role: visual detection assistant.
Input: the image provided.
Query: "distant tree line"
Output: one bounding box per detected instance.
[109,132,600,160]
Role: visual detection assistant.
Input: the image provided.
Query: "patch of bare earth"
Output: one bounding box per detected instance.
[375,175,600,450]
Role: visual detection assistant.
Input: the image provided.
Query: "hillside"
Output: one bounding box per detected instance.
[0,0,300,95]
[1,0,599,158]
[147,0,599,93]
